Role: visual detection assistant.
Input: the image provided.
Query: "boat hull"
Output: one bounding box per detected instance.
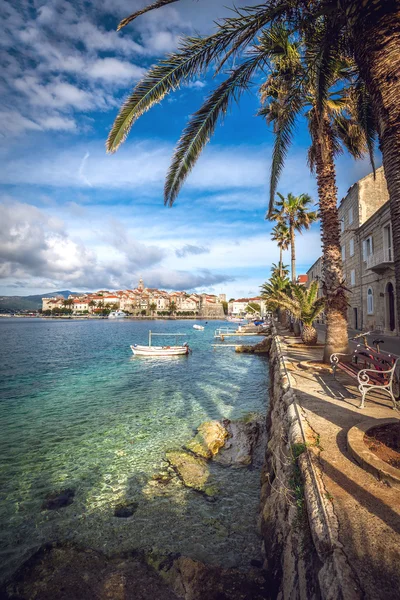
[193,325,204,330]
[130,344,189,356]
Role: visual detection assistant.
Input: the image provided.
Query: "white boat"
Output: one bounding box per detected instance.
[193,324,204,330]
[130,331,190,357]
[226,317,248,324]
[108,310,126,319]
[131,344,189,356]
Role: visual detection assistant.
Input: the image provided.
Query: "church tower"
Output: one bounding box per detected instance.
[138,277,144,292]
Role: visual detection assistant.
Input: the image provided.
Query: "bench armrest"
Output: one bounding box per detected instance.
[330,352,353,365]
[358,366,395,384]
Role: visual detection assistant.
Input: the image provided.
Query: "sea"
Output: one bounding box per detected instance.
[0,318,269,582]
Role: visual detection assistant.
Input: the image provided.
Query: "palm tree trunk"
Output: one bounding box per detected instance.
[345,1,400,334]
[279,246,283,277]
[301,325,318,346]
[290,222,296,283]
[315,118,349,362]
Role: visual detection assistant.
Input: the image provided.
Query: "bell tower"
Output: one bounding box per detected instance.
[138,276,144,292]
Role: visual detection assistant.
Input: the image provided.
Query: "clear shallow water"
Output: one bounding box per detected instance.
[0,318,269,580]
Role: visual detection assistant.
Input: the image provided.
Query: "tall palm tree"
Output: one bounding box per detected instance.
[260,26,374,360]
[271,222,290,277]
[271,261,289,278]
[271,193,318,283]
[311,0,400,337]
[108,5,377,355]
[111,3,400,328]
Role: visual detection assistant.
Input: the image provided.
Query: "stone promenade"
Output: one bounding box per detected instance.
[278,327,400,600]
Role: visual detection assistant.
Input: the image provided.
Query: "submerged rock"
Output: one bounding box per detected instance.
[185,421,229,459]
[151,471,173,486]
[41,488,75,510]
[114,501,138,518]
[0,542,180,600]
[165,451,213,493]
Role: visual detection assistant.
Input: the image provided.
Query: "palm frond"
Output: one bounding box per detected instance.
[106,35,231,152]
[117,0,180,31]
[352,78,377,175]
[164,54,266,206]
[264,86,303,217]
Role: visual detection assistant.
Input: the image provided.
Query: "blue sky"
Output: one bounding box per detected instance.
[0,0,378,298]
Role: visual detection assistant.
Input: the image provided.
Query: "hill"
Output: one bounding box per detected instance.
[0,291,79,312]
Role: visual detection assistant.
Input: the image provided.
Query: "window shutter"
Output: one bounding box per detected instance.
[362,240,367,261]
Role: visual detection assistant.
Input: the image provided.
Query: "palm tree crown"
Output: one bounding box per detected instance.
[272,192,318,282]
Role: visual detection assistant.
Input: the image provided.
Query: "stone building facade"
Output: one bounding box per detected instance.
[307,167,397,334]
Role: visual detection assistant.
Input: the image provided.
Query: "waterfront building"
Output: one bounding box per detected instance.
[42,278,224,317]
[307,167,397,334]
[229,297,267,317]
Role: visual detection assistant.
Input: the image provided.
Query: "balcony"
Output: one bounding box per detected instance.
[366,248,394,272]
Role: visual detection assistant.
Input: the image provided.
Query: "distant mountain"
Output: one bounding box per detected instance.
[0,291,80,312]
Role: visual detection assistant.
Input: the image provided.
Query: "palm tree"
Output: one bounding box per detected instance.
[260,26,374,360]
[271,222,290,277]
[150,302,157,316]
[272,281,325,345]
[110,3,400,329]
[271,193,318,283]
[261,274,291,325]
[305,1,400,333]
[271,262,289,278]
[107,5,378,356]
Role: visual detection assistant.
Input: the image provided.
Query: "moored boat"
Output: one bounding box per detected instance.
[130,344,189,356]
[130,331,190,357]
[193,324,204,330]
[108,310,126,319]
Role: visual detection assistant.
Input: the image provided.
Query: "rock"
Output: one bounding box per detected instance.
[214,417,266,468]
[114,501,138,518]
[185,421,229,459]
[165,451,212,493]
[163,556,269,600]
[235,336,271,354]
[41,489,75,510]
[0,542,180,600]
[151,472,173,485]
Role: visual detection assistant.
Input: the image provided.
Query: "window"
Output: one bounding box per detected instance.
[367,287,374,314]
[362,236,373,261]
[383,223,392,261]
[340,219,345,233]
[350,270,355,286]
[349,238,354,257]
[348,207,354,225]
[341,245,346,262]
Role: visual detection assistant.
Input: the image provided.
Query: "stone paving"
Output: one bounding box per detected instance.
[278,328,400,600]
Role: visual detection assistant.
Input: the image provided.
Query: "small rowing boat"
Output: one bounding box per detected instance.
[130,344,189,356]
[193,324,204,330]
[130,331,190,357]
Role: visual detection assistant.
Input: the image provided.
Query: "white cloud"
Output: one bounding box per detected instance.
[38,115,77,131]
[87,58,146,83]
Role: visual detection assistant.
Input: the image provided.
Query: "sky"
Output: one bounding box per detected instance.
[0,0,378,299]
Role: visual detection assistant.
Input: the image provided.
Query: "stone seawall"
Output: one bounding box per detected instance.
[260,329,360,600]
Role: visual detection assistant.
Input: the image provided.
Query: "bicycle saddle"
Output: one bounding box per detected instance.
[372,339,384,345]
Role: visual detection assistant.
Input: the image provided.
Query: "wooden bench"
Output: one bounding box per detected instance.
[330,345,400,409]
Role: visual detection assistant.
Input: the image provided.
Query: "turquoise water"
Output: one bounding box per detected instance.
[0,318,269,580]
